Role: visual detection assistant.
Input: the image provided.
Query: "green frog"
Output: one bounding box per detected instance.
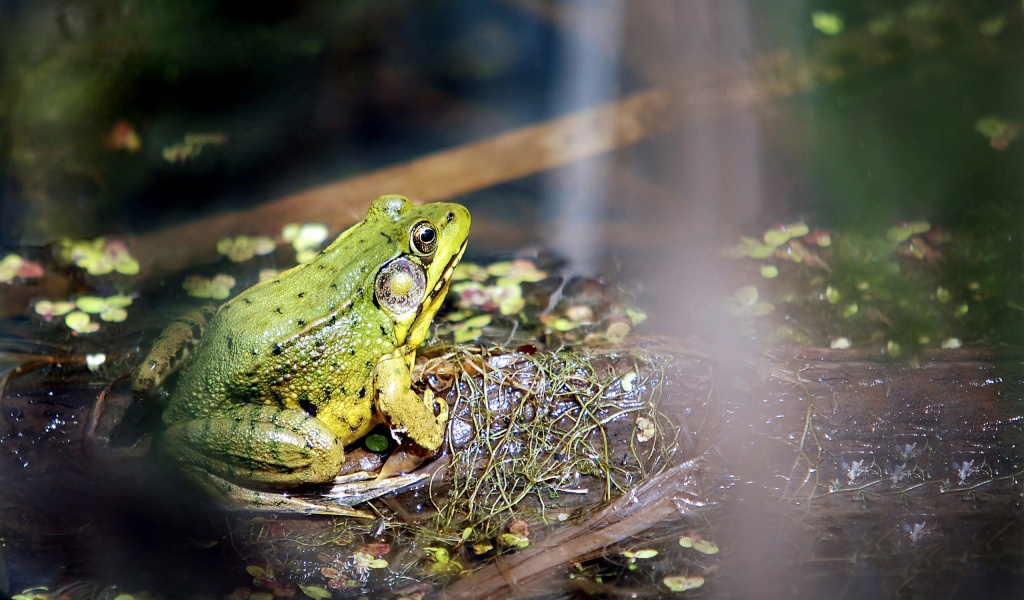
[134,194,470,515]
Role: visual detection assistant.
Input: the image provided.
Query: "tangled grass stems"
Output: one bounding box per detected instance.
[432,347,680,539]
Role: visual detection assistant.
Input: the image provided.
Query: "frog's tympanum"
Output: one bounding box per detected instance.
[135,195,470,515]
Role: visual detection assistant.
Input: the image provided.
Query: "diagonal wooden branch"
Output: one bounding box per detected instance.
[441,459,708,599]
[128,59,809,278]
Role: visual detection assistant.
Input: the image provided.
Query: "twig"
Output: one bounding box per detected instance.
[441,459,706,599]
[128,59,806,278]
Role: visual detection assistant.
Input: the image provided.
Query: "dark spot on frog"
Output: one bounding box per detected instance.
[272,344,282,355]
[243,298,252,304]
[379,324,388,337]
[297,292,305,298]
[275,307,283,315]
[328,314,337,326]
[446,211,455,223]
[226,336,233,350]
[322,383,332,398]
[272,279,281,284]
[297,319,306,327]
[348,348,356,356]
[298,397,317,417]
[330,283,338,290]
[317,263,326,270]
[357,386,366,399]
[379,232,392,243]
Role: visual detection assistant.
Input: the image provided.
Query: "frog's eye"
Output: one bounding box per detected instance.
[410,221,437,256]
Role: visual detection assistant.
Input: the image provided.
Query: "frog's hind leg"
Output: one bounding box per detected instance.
[161,404,344,492]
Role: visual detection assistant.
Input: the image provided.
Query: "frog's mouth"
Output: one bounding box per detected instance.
[426,238,468,303]
[399,238,468,346]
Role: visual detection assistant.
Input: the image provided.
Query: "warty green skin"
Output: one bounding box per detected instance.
[148,195,470,514]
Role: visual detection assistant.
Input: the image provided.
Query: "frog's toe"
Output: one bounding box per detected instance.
[322,470,429,506]
[376,445,426,480]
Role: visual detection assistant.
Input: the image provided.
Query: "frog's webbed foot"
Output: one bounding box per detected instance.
[376,444,428,480]
[178,467,428,517]
[318,470,430,506]
[194,471,376,517]
[210,470,428,516]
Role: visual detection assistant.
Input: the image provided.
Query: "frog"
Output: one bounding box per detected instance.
[134,194,470,515]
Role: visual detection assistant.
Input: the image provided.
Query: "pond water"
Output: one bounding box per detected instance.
[1,1,1021,599]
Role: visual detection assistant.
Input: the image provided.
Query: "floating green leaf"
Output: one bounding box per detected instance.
[498,533,530,549]
[812,11,844,35]
[65,310,99,334]
[763,227,790,247]
[622,548,658,559]
[621,371,637,393]
[635,416,656,442]
[663,574,705,592]
[352,551,388,569]
[830,337,851,349]
[979,16,1006,36]
[35,299,76,320]
[299,585,331,600]
[679,534,720,555]
[217,235,277,262]
[365,434,389,452]
[625,307,647,325]
[184,274,236,299]
[75,296,108,314]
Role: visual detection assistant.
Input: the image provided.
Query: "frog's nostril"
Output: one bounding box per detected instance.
[446,211,454,223]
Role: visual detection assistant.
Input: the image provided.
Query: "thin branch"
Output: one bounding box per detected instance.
[128,59,804,278]
[441,459,706,599]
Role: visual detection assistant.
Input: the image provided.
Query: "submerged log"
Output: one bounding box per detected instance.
[0,346,1021,598]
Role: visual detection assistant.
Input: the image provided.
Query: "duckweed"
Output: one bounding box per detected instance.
[812,11,844,35]
[0,253,44,282]
[183,274,236,299]
[663,574,705,592]
[65,310,100,334]
[217,235,277,263]
[282,223,329,263]
[57,238,140,276]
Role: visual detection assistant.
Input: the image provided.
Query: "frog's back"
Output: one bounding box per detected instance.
[163,230,396,423]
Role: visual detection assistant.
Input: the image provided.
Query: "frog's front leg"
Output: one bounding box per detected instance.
[161,404,361,515]
[375,352,449,453]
